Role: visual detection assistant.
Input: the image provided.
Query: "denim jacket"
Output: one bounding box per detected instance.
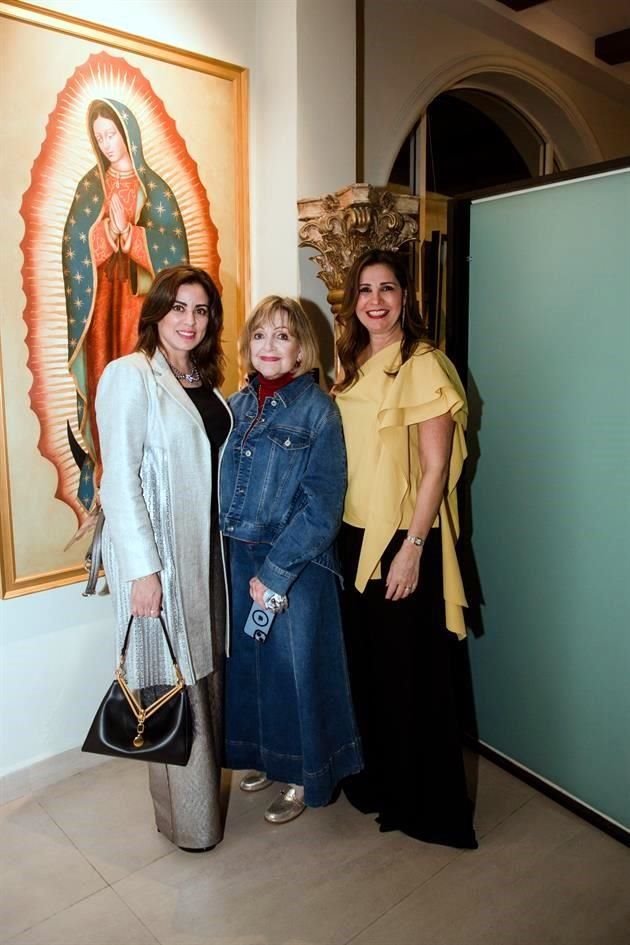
[220,372,347,595]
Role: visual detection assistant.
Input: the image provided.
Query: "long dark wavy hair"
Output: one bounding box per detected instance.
[335,248,428,392]
[136,266,224,388]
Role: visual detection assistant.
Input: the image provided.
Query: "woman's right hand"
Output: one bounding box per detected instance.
[130,573,162,618]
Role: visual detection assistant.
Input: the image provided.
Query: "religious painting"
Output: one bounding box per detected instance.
[0,2,249,596]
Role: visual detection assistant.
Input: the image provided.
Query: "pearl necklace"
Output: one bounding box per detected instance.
[166,358,200,385]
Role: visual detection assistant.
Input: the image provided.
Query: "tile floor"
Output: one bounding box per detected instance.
[1,754,628,945]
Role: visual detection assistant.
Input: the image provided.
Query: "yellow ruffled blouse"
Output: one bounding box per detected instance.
[335,342,468,639]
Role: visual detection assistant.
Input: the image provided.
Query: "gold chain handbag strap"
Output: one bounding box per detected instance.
[116,615,186,748]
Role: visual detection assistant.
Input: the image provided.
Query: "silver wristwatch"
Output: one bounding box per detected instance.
[263,589,288,613]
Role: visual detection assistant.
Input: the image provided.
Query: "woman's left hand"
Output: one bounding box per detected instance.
[249,576,269,607]
[384,542,422,602]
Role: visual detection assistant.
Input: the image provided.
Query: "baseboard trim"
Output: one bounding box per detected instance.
[467,737,630,848]
[0,747,111,805]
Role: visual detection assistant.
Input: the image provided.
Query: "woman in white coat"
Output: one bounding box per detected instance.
[96,265,232,852]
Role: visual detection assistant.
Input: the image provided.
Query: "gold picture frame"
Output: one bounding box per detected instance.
[0,0,249,597]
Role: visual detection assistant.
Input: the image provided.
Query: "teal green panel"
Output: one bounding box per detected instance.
[468,170,630,829]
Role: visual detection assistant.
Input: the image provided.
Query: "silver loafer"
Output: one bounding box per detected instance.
[239,771,273,793]
[264,787,306,824]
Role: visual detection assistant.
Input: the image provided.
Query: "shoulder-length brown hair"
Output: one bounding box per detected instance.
[335,248,427,392]
[238,295,319,376]
[135,265,224,388]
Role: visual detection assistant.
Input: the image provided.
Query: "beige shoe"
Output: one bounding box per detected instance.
[239,771,273,792]
[264,786,306,824]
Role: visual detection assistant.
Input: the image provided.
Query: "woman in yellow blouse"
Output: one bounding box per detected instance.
[334,248,477,849]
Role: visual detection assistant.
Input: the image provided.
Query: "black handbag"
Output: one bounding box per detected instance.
[82,614,193,766]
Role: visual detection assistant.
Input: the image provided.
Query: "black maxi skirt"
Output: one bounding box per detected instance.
[339,523,477,849]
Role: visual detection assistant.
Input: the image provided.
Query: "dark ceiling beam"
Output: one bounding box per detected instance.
[595,28,630,66]
[493,0,549,10]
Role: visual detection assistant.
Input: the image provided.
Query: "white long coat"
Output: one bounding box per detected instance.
[96,349,232,687]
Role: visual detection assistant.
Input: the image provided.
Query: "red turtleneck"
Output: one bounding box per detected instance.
[256,371,295,410]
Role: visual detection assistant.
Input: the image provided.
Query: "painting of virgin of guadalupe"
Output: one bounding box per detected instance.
[1,4,248,598]
[20,50,223,533]
[64,97,190,511]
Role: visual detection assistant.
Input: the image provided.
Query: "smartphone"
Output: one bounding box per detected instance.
[243,601,276,643]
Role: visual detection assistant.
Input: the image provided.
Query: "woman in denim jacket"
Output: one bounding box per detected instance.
[220,296,362,823]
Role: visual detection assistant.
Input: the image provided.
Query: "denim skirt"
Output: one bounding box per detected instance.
[225,538,363,807]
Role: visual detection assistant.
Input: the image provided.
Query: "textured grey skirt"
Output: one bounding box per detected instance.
[148,527,227,850]
[148,668,224,849]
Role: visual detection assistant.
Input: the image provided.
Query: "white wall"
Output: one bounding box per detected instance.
[0,587,114,777]
[296,0,357,376]
[297,0,356,199]
[253,0,357,334]
[26,0,257,90]
[252,0,299,297]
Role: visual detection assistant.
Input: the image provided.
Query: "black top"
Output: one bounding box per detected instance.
[185,386,230,525]
[185,385,230,449]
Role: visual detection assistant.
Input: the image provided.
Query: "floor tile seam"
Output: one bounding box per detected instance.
[32,766,136,808]
[342,852,466,945]
[37,788,182,883]
[107,884,162,945]
[474,794,592,871]
[118,847,186,882]
[32,767,94,795]
[0,775,72,808]
[474,793,538,840]
[29,763,118,803]
[0,885,111,945]
[0,790,35,812]
[543,815,597,856]
[33,796,116,888]
[510,792,593,844]
[107,802,267,881]
[0,787,30,808]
